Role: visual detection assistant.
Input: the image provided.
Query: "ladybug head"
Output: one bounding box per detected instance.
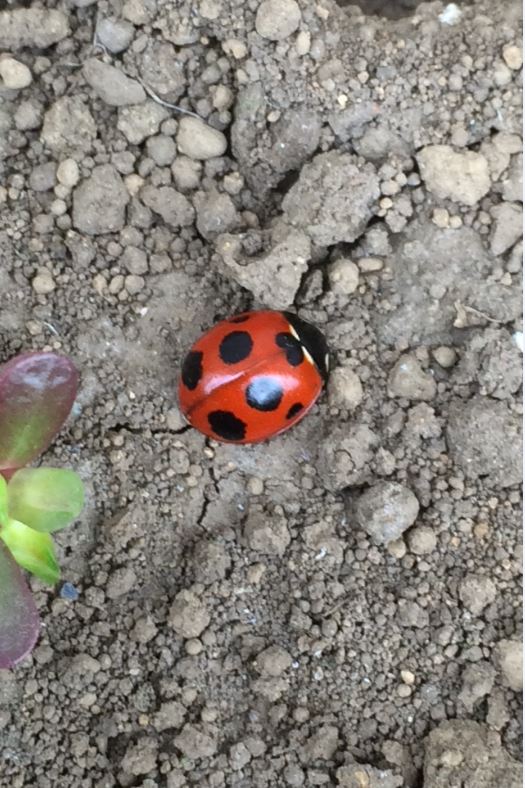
[283,311,330,384]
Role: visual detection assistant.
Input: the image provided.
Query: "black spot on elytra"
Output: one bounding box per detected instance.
[208,410,246,441]
[282,311,329,382]
[219,331,253,364]
[181,350,203,390]
[246,376,284,412]
[276,332,304,366]
[229,314,251,324]
[286,402,304,420]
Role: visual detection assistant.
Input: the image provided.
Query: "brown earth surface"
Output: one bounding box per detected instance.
[0,0,522,786]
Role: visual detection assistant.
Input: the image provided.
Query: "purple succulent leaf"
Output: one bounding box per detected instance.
[0,542,40,669]
[0,352,79,473]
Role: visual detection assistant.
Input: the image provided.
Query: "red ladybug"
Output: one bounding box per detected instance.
[178,310,329,444]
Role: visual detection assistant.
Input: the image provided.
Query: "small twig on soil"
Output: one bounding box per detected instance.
[453,300,502,327]
[137,78,201,119]
[43,322,60,337]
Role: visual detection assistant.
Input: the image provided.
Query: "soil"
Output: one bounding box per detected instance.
[0,0,522,786]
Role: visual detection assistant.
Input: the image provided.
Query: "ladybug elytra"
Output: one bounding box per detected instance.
[178,310,329,444]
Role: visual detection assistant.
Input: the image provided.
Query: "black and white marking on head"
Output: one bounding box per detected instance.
[246,376,284,412]
[282,311,329,382]
[286,402,304,420]
[181,350,203,390]
[275,332,304,366]
[208,410,247,441]
[219,331,253,364]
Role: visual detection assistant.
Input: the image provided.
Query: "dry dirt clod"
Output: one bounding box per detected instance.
[244,508,291,556]
[446,396,522,487]
[493,639,523,691]
[282,151,380,246]
[41,96,97,154]
[327,367,364,411]
[140,185,195,229]
[0,8,70,49]
[459,573,497,616]
[388,353,437,401]
[489,202,523,255]
[423,721,521,787]
[255,645,293,677]
[216,228,310,310]
[458,662,496,712]
[174,723,218,759]
[417,145,491,205]
[83,58,146,107]
[351,481,420,545]
[117,101,169,145]
[169,589,210,638]
[72,164,130,235]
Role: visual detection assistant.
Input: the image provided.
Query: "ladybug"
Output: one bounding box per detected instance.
[178,310,329,444]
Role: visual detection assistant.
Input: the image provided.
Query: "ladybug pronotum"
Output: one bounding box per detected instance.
[178,310,329,444]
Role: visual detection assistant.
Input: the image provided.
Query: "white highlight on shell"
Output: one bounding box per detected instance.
[512,331,523,352]
[303,346,315,366]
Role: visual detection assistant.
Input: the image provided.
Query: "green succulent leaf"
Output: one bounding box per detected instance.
[8,468,84,534]
[0,474,7,526]
[0,518,59,585]
[0,542,40,669]
[0,352,79,474]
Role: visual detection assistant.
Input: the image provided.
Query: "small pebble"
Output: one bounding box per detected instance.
[387,539,407,559]
[502,44,522,70]
[50,198,67,216]
[96,17,134,53]
[494,639,522,691]
[357,256,383,272]
[222,38,247,59]
[328,258,359,295]
[146,134,176,166]
[407,525,437,555]
[255,0,301,41]
[83,58,146,107]
[125,274,145,295]
[176,116,227,160]
[432,346,457,368]
[432,208,450,228]
[32,269,55,294]
[296,30,311,56]
[0,56,32,89]
[56,159,80,188]
[60,582,79,601]
[185,638,203,656]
